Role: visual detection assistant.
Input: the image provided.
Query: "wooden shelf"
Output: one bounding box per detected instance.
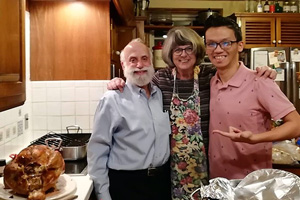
[144,25,204,31]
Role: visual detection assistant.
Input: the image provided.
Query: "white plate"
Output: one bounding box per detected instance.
[0,174,76,200]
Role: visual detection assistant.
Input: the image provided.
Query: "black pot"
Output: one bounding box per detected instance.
[196,9,220,25]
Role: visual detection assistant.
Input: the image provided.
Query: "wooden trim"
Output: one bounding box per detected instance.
[112,0,135,26]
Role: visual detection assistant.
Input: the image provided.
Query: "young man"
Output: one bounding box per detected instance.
[87,38,171,200]
[204,15,300,179]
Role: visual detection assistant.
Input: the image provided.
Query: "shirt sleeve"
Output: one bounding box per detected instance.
[255,78,295,120]
[87,94,119,200]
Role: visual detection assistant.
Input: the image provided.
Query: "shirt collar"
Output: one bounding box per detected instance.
[214,61,248,88]
[126,81,157,96]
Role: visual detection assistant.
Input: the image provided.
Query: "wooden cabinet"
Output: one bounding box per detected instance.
[236,13,300,49]
[29,0,134,81]
[0,0,26,112]
[110,21,136,79]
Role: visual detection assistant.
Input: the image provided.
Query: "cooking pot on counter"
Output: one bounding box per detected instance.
[30,126,91,161]
[196,9,220,25]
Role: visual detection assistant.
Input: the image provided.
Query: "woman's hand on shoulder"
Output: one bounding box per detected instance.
[255,66,277,80]
[107,77,125,92]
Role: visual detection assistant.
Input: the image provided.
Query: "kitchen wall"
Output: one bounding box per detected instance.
[0,11,109,160]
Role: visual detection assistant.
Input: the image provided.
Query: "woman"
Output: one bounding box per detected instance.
[107,27,275,200]
[155,27,211,199]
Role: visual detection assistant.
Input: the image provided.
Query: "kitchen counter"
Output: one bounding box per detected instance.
[273,163,300,176]
[71,175,94,200]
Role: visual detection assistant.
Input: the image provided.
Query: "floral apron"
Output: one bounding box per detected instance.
[170,66,208,200]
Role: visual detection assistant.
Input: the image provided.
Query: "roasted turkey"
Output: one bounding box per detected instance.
[3,145,65,200]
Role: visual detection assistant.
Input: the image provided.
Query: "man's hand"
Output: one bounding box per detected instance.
[213,126,255,144]
[255,66,277,80]
[107,77,125,92]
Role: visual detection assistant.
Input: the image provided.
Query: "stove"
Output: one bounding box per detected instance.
[64,157,88,175]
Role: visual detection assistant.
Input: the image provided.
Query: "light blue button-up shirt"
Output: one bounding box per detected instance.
[87,82,171,200]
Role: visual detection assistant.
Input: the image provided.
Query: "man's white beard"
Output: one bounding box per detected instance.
[124,65,155,87]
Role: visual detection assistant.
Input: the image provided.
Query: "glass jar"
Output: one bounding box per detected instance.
[291,1,298,13]
[283,1,291,12]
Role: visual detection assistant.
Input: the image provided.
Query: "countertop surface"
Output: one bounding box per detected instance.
[71,175,94,200]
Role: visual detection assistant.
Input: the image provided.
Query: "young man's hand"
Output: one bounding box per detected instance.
[255,66,277,80]
[213,126,255,144]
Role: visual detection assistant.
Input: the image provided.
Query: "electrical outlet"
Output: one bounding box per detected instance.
[0,128,4,144]
[18,120,23,136]
[12,123,17,138]
[5,126,11,142]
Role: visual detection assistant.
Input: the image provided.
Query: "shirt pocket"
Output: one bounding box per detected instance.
[159,111,171,135]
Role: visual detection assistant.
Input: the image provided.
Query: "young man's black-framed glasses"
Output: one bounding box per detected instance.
[206,41,238,50]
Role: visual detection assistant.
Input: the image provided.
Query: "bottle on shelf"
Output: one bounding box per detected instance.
[264,0,270,12]
[257,0,263,12]
[283,1,291,12]
[274,0,282,12]
[270,1,275,13]
[291,1,298,13]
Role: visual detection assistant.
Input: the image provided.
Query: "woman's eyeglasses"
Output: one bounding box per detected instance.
[206,41,238,50]
[173,47,194,55]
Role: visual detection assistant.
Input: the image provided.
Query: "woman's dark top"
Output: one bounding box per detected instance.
[152,65,216,154]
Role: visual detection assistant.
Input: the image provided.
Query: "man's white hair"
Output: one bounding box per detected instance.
[120,38,153,64]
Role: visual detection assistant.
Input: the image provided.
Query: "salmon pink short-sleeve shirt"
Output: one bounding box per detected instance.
[209,62,295,179]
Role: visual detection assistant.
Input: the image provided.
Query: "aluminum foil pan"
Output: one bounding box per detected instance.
[191,169,300,200]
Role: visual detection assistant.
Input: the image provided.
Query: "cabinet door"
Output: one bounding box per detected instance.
[239,16,276,48]
[111,22,136,79]
[0,0,26,112]
[276,17,300,47]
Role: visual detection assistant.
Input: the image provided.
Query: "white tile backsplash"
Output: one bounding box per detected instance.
[76,102,90,115]
[62,116,76,130]
[47,116,62,131]
[75,116,90,131]
[75,88,90,101]
[47,87,61,102]
[32,102,47,116]
[32,116,47,130]
[61,102,75,115]
[0,79,107,160]
[32,88,47,102]
[61,87,75,101]
[47,102,61,116]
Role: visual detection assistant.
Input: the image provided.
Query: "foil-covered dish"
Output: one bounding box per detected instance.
[191,169,300,200]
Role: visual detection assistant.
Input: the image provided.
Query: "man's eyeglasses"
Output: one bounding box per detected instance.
[206,41,238,50]
[173,47,194,55]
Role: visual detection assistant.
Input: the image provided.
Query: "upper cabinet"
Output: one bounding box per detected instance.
[29,0,134,81]
[0,0,26,112]
[29,0,111,80]
[235,13,300,49]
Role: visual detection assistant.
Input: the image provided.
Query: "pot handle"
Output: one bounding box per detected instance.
[45,137,63,151]
[66,125,82,134]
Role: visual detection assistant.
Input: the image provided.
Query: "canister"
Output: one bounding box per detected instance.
[152,42,166,69]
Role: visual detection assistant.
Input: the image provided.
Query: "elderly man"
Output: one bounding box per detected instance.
[87,38,171,200]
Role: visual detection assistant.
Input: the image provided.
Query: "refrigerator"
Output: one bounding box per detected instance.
[249,47,300,113]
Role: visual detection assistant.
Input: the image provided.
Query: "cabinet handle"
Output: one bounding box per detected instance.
[278,40,282,44]
[272,40,276,44]
[115,51,120,55]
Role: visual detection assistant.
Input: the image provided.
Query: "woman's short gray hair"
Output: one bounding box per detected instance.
[162,27,206,68]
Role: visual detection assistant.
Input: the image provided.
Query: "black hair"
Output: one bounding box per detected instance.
[204,15,242,42]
